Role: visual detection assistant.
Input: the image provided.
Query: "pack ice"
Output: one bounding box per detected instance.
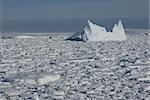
[68,20,127,42]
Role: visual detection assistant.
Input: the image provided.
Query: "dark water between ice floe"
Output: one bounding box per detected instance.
[1,18,149,34]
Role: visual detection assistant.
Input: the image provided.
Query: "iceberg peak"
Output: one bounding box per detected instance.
[87,20,93,25]
[113,19,125,33]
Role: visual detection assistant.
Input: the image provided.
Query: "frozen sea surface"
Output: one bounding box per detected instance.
[0,29,150,100]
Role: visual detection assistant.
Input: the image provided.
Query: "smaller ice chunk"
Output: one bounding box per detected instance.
[9,72,60,86]
[37,73,60,85]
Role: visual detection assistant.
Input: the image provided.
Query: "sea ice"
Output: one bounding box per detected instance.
[0,29,149,99]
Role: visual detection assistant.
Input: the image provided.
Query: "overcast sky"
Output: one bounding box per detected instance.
[1,0,149,20]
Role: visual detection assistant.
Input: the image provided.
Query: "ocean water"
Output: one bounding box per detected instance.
[1,18,149,34]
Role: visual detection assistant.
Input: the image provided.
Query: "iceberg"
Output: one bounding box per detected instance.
[67,20,127,42]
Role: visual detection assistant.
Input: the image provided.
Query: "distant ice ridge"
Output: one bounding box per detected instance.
[67,20,127,42]
[15,35,36,39]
